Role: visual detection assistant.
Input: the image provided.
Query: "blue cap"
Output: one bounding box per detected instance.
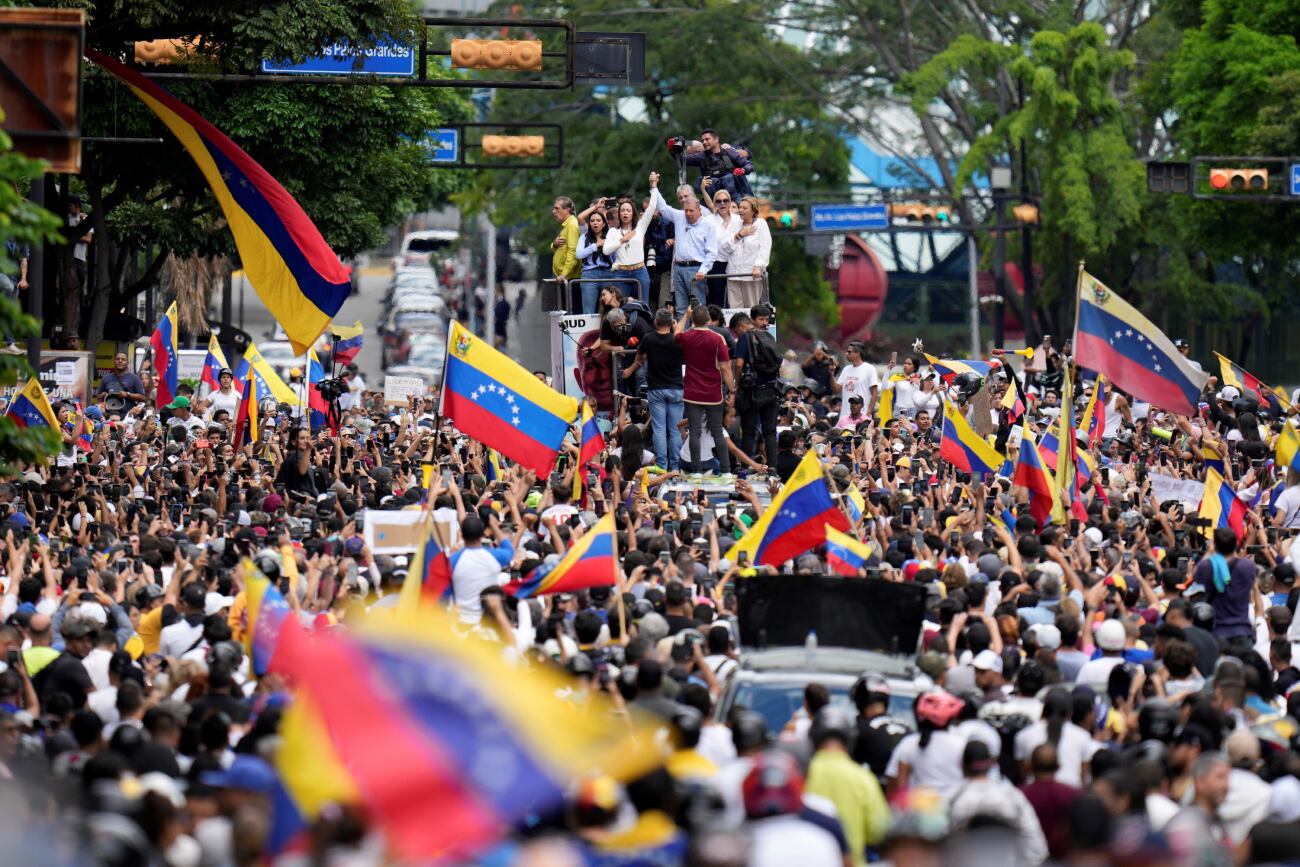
[84,405,103,420]
[8,512,30,529]
[199,755,277,793]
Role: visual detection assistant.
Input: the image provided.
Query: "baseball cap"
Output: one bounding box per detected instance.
[1095,618,1126,651]
[134,584,164,607]
[180,582,207,610]
[200,755,278,794]
[262,493,284,512]
[1031,623,1062,651]
[1217,386,1240,402]
[164,396,191,410]
[972,649,1003,674]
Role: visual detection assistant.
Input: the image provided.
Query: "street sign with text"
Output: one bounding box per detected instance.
[809,203,888,232]
[423,128,459,163]
[262,39,416,76]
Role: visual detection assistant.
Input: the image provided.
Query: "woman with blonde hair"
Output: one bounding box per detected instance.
[720,197,771,308]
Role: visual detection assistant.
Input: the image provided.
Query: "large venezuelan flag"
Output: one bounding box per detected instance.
[233,342,301,406]
[1216,351,1291,414]
[1013,420,1061,530]
[441,321,579,476]
[397,518,453,612]
[1276,422,1300,475]
[274,607,664,862]
[924,353,1000,382]
[244,562,296,676]
[940,399,1004,478]
[825,526,873,576]
[88,50,350,355]
[1074,272,1208,417]
[1199,468,1247,541]
[5,377,59,430]
[151,301,179,409]
[728,449,849,567]
[505,512,618,598]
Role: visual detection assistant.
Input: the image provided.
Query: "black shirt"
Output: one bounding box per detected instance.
[775,449,802,482]
[736,331,778,384]
[276,451,318,497]
[664,613,700,636]
[34,653,93,709]
[1184,625,1221,677]
[637,330,684,391]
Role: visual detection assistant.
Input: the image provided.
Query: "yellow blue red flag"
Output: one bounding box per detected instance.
[825,526,873,576]
[5,377,59,431]
[151,301,179,409]
[505,512,618,598]
[1199,468,1247,541]
[728,449,849,567]
[939,399,1004,478]
[88,50,350,355]
[1276,422,1300,475]
[233,342,301,406]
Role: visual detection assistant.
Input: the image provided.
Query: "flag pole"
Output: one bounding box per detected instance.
[1072,260,1085,360]
[614,520,628,646]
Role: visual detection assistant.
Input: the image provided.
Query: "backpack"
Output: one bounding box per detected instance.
[622,298,653,331]
[747,329,782,377]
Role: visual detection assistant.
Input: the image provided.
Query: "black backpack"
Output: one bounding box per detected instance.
[747,329,782,377]
[622,298,653,331]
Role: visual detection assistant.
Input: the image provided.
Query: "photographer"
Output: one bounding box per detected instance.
[682,128,754,199]
[733,305,781,467]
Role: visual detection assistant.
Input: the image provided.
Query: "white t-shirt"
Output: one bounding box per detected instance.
[87,685,119,726]
[204,388,241,422]
[679,427,731,461]
[450,546,509,624]
[836,362,880,408]
[1274,485,1300,529]
[885,729,968,798]
[159,618,205,658]
[167,413,207,438]
[1075,655,1125,693]
[83,647,113,692]
[1013,720,1097,786]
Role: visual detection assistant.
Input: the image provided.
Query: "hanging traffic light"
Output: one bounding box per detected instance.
[775,209,797,228]
[888,203,951,223]
[1208,168,1268,191]
[1012,204,1040,225]
[753,200,797,229]
[480,135,545,157]
[450,38,543,71]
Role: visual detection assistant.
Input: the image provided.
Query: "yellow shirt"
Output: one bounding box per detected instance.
[805,749,889,867]
[552,214,581,279]
[137,606,164,656]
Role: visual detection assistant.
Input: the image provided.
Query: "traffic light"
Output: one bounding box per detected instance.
[480,135,545,157]
[1012,204,1039,225]
[774,209,797,228]
[888,203,951,223]
[134,38,201,64]
[450,38,543,71]
[1209,168,1268,191]
[754,200,797,228]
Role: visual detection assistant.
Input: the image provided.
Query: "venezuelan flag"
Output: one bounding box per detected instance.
[825,526,873,576]
[1052,366,1085,522]
[274,606,664,862]
[244,562,296,676]
[330,320,365,366]
[924,353,1000,382]
[307,349,331,432]
[1216,351,1292,413]
[1013,420,1061,530]
[1039,431,1097,492]
[1276,422,1300,475]
[877,373,907,422]
[1199,468,1247,541]
[233,342,302,406]
[442,321,579,476]
[1079,375,1106,447]
[151,301,179,409]
[1201,441,1226,477]
[844,485,866,525]
[573,402,605,503]
[485,448,502,483]
[5,377,59,431]
[940,399,1004,478]
[1074,271,1208,416]
[728,449,849,567]
[397,518,453,611]
[505,512,618,598]
[88,51,350,356]
[201,334,230,394]
[1001,373,1027,423]
[234,367,260,447]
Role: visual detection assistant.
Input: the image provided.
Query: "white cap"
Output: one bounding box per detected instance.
[972,649,1003,674]
[1083,526,1105,547]
[76,602,108,625]
[1032,623,1062,651]
[204,593,235,616]
[1217,385,1241,401]
[1096,618,1126,651]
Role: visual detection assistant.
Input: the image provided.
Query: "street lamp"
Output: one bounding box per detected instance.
[990,166,1012,348]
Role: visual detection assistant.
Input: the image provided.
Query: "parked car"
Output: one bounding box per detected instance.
[712,646,923,735]
[394,230,458,270]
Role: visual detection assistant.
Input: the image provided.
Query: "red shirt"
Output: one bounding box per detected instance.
[675,327,729,404]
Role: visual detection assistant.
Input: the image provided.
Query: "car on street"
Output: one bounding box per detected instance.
[394,229,458,270]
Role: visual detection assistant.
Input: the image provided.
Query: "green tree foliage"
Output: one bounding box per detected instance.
[464,0,848,328]
[0,116,67,468]
[68,0,472,346]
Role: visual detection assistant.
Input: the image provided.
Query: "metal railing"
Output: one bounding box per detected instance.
[541,271,770,314]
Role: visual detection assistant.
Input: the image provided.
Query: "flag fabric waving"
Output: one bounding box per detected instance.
[923,353,1000,382]
[1013,420,1061,530]
[329,320,365,366]
[233,342,301,406]
[233,367,260,447]
[151,301,180,409]
[5,377,59,431]
[274,607,664,862]
[939,400,1005,478]
[844,485,866,525]
[825,526,873,576]
[244,562,297,676]
[1078,375,1106,448]
[1073,271,1208,416]
[573,402,605,504]
[727,449,849,567]
[1199,468,1247,542]
[201,334,230,394]
[306,349,331,433]
[397,518,453,611]
[1276,422,1300,475]
[87,50,350,356]
[504,512,618,598]
[1216,351,1291,413]
[1053,366,1086,522]
[441,320,580,476]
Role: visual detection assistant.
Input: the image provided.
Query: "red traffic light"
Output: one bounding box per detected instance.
[1209,168,1268,191]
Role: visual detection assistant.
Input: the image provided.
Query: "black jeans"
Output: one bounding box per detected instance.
[741,393,779,466]
[685,401,729,473]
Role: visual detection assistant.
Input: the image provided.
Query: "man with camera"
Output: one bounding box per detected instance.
[683,128,754,199]
[733,305,781,468]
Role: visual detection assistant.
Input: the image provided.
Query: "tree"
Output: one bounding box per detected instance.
[0,115,67,468]
[71,0,472,348]
[462,0,848,328]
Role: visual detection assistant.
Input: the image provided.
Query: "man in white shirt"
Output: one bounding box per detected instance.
[833,341,880,416]
[163,397,206,439]
[448,515,513,625]
[159,583,208,658]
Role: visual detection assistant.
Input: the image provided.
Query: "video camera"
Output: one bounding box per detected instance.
[316,376,348,402]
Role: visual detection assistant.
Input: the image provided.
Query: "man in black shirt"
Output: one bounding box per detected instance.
[602,307,653,399]
[276,427,318,499]
[735,305,780,467]
[626,309,685,471]
[774,429,802,482]
[34,616,94,710]
[663,580,700,636]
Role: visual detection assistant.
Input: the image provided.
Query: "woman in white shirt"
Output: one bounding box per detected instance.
[910,370,943,418]
[720,198,771,309]
[885,356,924,419]
[602,197,658,307]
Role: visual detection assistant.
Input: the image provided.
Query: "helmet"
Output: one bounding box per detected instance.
[741,750,804,818]
[850,673,892,711]
[914,690,965,728]
[730,710,769,753]
[809,706,854,749]
[1191,601,1216,632]
[954,372,983,399]
[1138,700,1178,743]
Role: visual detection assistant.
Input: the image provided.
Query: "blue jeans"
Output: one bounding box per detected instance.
[672,264,706,312]
[648,388,684,470]
[613,267,651,307]
[580,268,613,314]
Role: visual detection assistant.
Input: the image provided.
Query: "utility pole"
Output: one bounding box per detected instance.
[1018,78,1036,346]
[991,167,1012,348]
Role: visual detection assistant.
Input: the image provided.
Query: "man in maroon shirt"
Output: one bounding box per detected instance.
[674,303,735,482]
[1019,743,1078,861]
